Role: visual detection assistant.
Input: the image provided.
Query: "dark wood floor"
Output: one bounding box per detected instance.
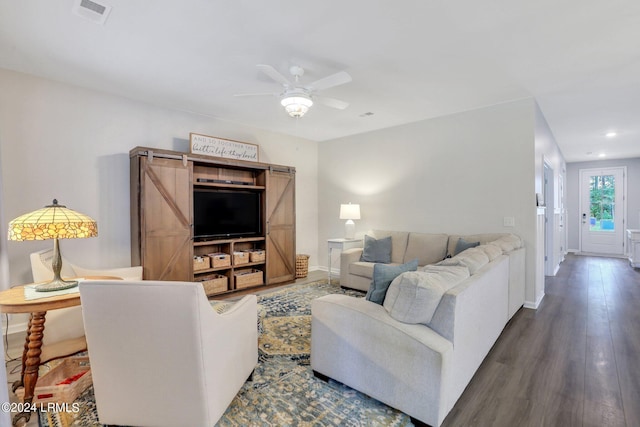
[442,254,640,427]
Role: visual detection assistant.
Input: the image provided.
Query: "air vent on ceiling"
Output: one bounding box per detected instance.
[72,0,112,25]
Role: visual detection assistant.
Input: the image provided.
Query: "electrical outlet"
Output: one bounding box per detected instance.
[503,217,515,227]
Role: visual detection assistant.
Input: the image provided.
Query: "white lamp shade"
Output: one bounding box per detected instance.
[339,204,361,220]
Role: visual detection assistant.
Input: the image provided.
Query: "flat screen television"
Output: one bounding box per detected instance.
[193,189,262,239]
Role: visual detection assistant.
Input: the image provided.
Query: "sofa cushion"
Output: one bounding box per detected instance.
[366,259,419,305]
[490,238,515,252]
[349,261,376,278]
[453,238,480,256]
[446,233,508,257]
[404,232,449,266]
[383,265,470,324]
[501,234,523,249]
[476,244,503,261]
[437,247,490,275]
[370,230,409,264]
[360,235,392,263]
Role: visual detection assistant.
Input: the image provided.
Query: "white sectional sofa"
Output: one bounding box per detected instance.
[312,230,525,427]
[340,230,525,319]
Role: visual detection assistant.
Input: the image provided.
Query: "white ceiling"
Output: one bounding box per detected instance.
[1,0,639,162]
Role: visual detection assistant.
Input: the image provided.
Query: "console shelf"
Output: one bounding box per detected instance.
[194,182,266,191]
[130,146,296,296]
[194,236,265,246]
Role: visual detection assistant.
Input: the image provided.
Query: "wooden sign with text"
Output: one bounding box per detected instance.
[190,133,259,162]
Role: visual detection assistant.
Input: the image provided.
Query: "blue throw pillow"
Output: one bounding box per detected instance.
[365,259,419,305]
[454,238,480,256]
[360,235,392,263]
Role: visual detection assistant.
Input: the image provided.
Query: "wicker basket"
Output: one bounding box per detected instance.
[199,274,228,295]
[16,357,91,404]
[295,254,310,278]
[248,249,265,263]
[234,269,263,289]
[193,256,210,271]
[207,253,231,268]
[233,251,250,266]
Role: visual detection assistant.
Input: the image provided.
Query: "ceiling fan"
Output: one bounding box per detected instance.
[235,64,352,118]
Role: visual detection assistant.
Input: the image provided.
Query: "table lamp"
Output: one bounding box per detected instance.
[8,199,98,292]
[340,203,361,239]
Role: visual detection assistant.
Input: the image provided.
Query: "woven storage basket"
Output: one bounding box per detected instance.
[295,254,310,278]
[16,357,91,404]
[193,256,210,271]
[234,269,263,289]
[248,249,265,263]
[199,274,228,295]
[208,253,231,268]
[233,251,250,266]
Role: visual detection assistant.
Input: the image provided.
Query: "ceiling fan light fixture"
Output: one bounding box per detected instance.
[281,94,313,118]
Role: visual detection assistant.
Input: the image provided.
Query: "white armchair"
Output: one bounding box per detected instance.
[79,280,258,427]
[29,249,143,362]
[30,248,143,283]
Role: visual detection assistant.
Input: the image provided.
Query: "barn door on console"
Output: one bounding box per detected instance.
[265,166,296,284]
[139,156,193,281]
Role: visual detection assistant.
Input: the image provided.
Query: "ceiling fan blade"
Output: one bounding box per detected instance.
[316,96,349,110]
[307,71,352,91]
[234,92,278,97]
[256,64,292,86]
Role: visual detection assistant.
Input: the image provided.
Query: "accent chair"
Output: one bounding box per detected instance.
[29,248,143,362]
[79,280,258,426]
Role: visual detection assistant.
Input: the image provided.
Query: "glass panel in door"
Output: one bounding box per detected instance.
[589,175,616,232]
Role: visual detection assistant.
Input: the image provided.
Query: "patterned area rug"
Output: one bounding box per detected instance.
[39,280,413,426]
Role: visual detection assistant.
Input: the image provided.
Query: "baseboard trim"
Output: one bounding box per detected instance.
[574,251,627,259]
[317,266,341,276]
[524,293,545,310]
[2,320,28,337]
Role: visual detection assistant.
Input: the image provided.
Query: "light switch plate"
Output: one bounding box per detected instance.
[503,216,515,227]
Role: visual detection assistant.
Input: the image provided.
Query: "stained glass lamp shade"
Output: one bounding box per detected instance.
[8,199,98,292]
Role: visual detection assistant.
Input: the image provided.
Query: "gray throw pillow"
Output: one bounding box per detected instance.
[360,235,392,263]
[365,259,419,305]
[454,238,480,256]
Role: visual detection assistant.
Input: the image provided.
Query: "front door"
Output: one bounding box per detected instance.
[580,167,625,254]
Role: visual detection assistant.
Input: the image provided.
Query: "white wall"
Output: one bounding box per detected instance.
[0,68,319,288]
[534,104,567,304]
[318,98,541,306]
[566,157,640,251]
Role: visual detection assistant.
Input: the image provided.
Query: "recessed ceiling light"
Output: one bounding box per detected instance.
[598,153,606,158]
[605,132,617,138]
[586,151,593,155]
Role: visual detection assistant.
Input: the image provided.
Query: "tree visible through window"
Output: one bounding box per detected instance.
[589,174,615,231]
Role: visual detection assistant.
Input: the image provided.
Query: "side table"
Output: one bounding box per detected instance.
[327,238,363,284]
[0,276,121,426]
